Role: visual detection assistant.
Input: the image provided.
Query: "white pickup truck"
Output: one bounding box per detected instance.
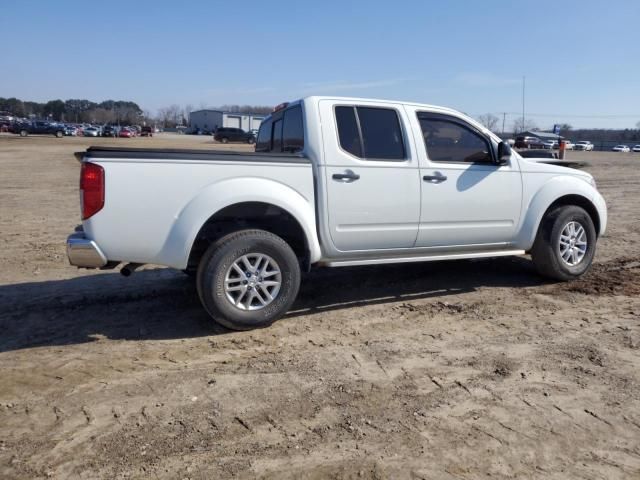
[67,96,607,330]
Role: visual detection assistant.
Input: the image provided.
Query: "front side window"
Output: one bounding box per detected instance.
[335,106,405,160]
[418,114,493,163]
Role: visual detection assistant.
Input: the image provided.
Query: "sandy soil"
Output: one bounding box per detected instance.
[1,133,639,479]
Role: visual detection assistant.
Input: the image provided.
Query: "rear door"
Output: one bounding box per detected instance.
[320,100,421,251]
[410,110,522,248]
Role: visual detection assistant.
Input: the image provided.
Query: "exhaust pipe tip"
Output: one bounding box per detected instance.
[120,263,143,277]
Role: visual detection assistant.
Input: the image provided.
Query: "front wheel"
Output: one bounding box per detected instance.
[220,137,229,144]
[531,205,597,280]
[247,137,255,144]
[19,130,28,137]
[197,229,301,330]
[55,131,63,138]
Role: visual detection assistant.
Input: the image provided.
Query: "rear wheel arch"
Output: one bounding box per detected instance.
[187,201,310,274]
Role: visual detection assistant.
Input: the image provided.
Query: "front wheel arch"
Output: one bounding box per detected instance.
[536,195,600,242]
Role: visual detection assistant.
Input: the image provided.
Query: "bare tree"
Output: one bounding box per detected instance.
[636,120,640,129]
[157,104,181,128]
[476,113,499,131]
[512,118,538,134]
[184,104,194,126]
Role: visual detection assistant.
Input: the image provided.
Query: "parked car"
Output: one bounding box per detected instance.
[563,140,575,150]
[542,140,557,150]
[514,136,545,149]
[612,145,630,152]
[632,145,640,152]
[67,96,606,331]
[119,128,134,138]
[83,127,100,137]
[64,125,77,136]
[574,141,594,151]
[102,125,119,137]
[11,120,65,138]
[140,126,153,137]
[214,127,256,144]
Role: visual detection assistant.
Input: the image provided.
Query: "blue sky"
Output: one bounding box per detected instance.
[2,0,639,128]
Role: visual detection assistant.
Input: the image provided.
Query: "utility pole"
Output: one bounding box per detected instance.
[502,112,506,135]
[522,76,526,132]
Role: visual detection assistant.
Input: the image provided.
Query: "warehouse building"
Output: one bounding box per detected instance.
[189,110,265,134]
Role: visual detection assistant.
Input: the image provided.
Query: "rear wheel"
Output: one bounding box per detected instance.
[55,131,63,138]
[197,229,301,330]
[531,205,596,280]
[19,130,28,137]
[221,137,229,144]
[247,137,255,145]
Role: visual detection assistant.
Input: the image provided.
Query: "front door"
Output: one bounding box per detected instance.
[321,101,421,252]
[414,112,522,248]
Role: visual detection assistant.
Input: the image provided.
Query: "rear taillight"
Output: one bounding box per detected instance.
[80,162,104,220]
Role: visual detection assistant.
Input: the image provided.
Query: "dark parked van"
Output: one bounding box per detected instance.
[213,127,255,144]
[514,136,545,149]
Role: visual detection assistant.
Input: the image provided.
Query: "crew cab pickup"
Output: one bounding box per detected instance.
[11,120,65,138]
[67,96,607,330]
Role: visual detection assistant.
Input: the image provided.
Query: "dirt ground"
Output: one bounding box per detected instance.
[1,133,639,480]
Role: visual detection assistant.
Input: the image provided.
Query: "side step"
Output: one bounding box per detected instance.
[321,250,526,268]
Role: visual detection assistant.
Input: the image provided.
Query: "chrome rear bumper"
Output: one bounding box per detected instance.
[66,232,107,268]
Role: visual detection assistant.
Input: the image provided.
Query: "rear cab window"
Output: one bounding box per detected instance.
[255,104,305,153]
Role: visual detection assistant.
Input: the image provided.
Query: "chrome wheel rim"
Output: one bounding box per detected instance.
[558,221,588,266]
[224,253,282,311]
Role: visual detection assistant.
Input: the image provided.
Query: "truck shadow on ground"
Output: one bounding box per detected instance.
[0,257,546,353]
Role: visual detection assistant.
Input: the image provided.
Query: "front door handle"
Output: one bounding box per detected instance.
[332,170,360,182]
[423,173,447,183]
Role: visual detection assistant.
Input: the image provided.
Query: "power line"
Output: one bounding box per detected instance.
[480,112,639,119]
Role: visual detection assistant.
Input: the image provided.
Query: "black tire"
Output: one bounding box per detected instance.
[531,205,597,281]
[196,229,301,330]
[19,130,28,137]
[247,137,255,145]
[55,131,63,138]
[221,137,229,144]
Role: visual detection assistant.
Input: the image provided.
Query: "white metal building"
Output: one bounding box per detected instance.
[189,110,265,133]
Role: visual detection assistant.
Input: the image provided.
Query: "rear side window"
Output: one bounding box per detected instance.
[282,106,304,152]
[335,106,362,158]
[335,106,405,160]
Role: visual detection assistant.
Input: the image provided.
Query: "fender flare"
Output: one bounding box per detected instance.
[158,177,322,269]
[515,176,601,251]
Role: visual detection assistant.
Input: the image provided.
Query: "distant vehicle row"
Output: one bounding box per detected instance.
[4,120,157,138]
[515,136,593,151]
[612,145,640,152]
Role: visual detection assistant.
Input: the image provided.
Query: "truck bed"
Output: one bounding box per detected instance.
[79,146,315,269]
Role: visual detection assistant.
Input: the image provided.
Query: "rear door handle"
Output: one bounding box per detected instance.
[423,174,447,183]
[332,170,360,182]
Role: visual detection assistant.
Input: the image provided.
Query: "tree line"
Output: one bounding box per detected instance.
[475,112,640,141]
[0,97,143,125]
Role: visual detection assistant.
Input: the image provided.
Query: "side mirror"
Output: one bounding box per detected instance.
[497,141,512,165]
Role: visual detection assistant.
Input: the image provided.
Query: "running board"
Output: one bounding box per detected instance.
[321,249,526,267]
